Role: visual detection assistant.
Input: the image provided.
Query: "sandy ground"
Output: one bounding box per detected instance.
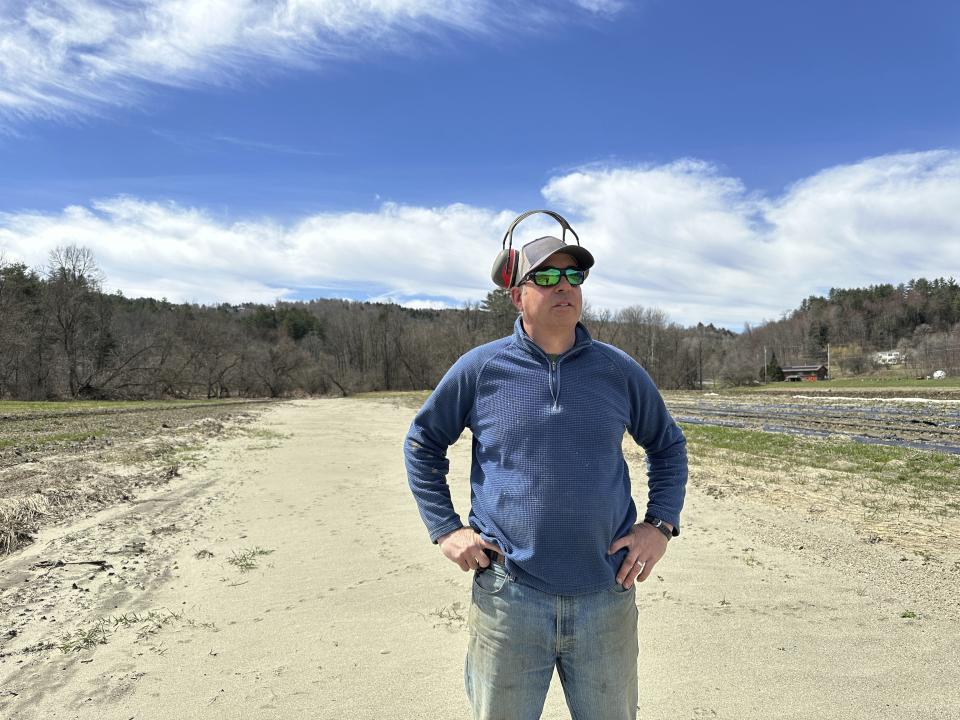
[1,398,958,719]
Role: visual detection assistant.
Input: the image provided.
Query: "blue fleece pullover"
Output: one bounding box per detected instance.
[404,317,687,596]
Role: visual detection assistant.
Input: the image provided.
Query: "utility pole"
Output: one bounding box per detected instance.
[697,322,704,390]
[763,345,767,384]
[827,342,831,380]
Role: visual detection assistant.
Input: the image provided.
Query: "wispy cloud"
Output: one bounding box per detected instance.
[571,0,627,16]
[211,134,335,157]
[3,151,958,327]
[0,0,618,123]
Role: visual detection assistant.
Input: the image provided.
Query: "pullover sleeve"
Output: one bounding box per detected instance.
[621,356,688,535]
[404,352,478,543]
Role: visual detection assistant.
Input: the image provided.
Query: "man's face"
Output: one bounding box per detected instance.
[510,252,583,330]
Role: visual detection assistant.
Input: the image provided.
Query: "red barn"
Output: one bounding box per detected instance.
[782,365,828,382]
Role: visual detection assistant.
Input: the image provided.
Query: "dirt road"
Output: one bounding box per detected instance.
[1,399,957,719]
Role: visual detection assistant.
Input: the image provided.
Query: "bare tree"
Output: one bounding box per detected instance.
[44,245,106,396]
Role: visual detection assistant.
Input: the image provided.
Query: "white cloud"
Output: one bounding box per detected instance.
[369,294,455,310]
[763,151,960,290]
[0,0,614,122]
[572,0,626,15]
[2,150,959,328]
[0,196,512,307]
[543,151,960,327]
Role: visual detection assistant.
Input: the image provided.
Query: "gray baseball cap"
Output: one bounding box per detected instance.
[515,235,594,283]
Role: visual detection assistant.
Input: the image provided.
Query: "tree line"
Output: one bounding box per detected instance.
[1,246,957,400]
[737,278,960,378]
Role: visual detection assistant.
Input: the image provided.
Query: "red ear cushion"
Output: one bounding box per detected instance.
[491,248,519,288]
[500,249,517,287]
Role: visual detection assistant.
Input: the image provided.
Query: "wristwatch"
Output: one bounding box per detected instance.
[643,515,672,540]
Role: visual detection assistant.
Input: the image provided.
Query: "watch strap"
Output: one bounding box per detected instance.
[643,515,672,540]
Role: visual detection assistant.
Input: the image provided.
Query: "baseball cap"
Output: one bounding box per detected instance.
[514,235,594,286]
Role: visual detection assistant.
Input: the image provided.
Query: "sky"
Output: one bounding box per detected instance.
[0,0,958,329]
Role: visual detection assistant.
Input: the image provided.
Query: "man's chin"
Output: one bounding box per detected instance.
[546,311,580,327]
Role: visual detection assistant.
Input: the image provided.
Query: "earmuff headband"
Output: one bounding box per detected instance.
[501,210,581,253]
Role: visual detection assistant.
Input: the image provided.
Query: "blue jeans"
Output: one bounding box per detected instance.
[465,561,639,720]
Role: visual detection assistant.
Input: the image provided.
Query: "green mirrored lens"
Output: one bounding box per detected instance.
[565,269,585,286]
[532,269,561,286]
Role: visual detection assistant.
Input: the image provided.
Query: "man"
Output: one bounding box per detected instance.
[404,211,687,720]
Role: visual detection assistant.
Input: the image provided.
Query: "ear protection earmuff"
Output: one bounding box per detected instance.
[491,210,581,289]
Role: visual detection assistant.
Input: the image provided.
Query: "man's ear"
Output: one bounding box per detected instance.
[510,287,524,313]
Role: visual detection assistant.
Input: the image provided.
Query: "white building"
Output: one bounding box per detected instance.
[874,350,903,365]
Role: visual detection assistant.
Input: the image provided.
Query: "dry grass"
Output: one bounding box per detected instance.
[0,495,51,554]
[0,401,273,556]
[669,423,960,561]
[354,391,430,410]
[58,609,200,653]
[226,546,274,572]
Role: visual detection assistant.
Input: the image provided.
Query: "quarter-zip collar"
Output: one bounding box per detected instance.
[512,317,593,410]
[512,316,593,365]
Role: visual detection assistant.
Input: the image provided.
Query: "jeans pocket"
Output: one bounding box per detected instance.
[473,563,509,595]
[608,581,634,594]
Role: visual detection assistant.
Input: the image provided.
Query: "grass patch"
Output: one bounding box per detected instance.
[0,431,100,452]
[354,390,430,409]
[106,440,205,467]
[681,423,960,495]
[58,620,110,652]
[683,424,796,455]
[227,546,274,572]
[823,377,960,389]
[426,601,467,629]
[238,427,290,449]
[108,609,185,640]
[32,431,100,447]
[240,428,287,440]
[0,399,236,415]
[59,609,201,652]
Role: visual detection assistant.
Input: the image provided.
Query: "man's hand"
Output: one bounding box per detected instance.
[436,527,503,572]
[607,522,671,589]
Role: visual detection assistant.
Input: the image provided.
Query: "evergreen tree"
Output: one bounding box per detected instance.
[762,351,784,383]
[480,288,517,336]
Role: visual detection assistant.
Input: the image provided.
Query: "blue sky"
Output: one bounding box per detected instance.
[1,0,959,328]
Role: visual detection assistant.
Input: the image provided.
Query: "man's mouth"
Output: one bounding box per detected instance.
[554,302,574,307]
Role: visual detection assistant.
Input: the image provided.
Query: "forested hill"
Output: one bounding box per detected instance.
[1,246,957,400]
[797,278,960,349]
[718,276,960,383]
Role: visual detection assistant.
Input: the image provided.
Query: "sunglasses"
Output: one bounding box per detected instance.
[523,267,588,287]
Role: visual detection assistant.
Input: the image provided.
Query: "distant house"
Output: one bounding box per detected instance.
[782,364,828,381]
[874,350,903,365]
